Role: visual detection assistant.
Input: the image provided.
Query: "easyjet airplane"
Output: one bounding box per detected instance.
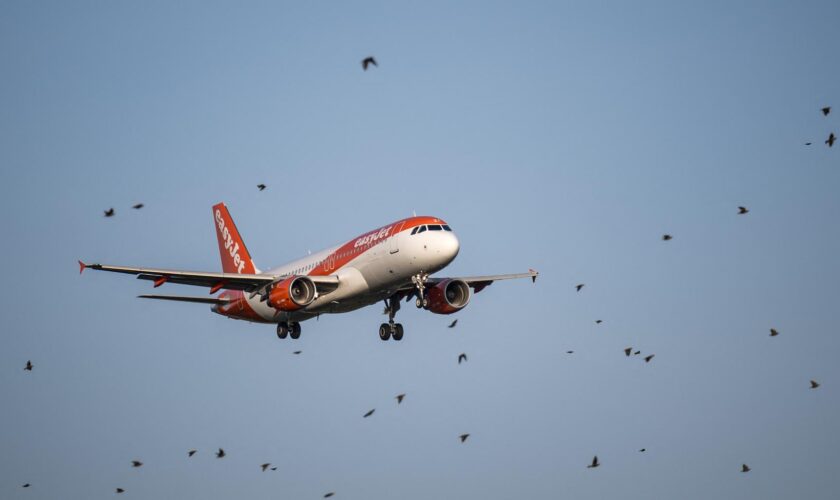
[80,203,538,340]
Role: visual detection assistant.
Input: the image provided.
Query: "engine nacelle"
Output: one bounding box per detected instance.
[268,276,317,311]
[426,279,470,315]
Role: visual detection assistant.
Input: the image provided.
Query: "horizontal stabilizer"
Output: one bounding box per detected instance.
[138,295,231,305]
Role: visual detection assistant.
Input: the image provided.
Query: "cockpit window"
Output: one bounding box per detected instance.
[442,225,451,231]
[428,224,443,231]
[417,225,427,233]
[410,226,418,235]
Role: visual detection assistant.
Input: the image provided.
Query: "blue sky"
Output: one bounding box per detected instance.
[1,1,839,498]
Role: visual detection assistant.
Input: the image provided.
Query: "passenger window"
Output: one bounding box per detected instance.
[442,225,451,231]
[418,226,427,233]
[428,224,442,231]
[411,227,418,235]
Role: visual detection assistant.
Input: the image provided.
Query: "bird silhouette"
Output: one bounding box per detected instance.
[293,350,302,355]
[187,449,197,457]
[361,56,377,70]
[587,456,600,468]
[639,448,646,452]
[24,360,32,371]
[22,483,31,488]
[257,184,266,191]
[822,106,831,116]
[216,448,225,458]
[459,433,470,443]
[395,393,405,404]
[662,234,672,241]
[131,460,142,468]
[644,354,655,363]
[566,350,574,354]
[104,208,115,217]
[827,133,836,147]
[741,464,751,473]
[324,493,335,498]
[576,284,584,292]
[595,320,603,324]
[810,380,820,389]
[770,328,779,337]
[458,353,467,364]
[363,409,375,418]
[271,467,277,471]
[261,463,271,472]
[448,319,458,328]
[132,203,144,210]
[624,347,632,357]
[116,488,125,494]
[634,350,641,355]
[805,142,812,145]
[738,206,749,214]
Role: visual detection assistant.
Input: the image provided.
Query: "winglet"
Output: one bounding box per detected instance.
[529,268,538,283]
[79,260,87,275]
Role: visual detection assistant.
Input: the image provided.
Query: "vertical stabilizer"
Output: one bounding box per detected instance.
[212,203,258,274]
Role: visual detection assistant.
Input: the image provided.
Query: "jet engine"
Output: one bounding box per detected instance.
[426,279,470,315]
[268,276,317,311]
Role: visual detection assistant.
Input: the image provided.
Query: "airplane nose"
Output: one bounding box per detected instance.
[445,231,460,261]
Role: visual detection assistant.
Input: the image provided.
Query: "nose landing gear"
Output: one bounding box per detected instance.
[380,295,404,341]
[411,272,429,308]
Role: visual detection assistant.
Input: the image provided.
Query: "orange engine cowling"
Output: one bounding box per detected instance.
[268,276,317,311]
[426,279,470,315]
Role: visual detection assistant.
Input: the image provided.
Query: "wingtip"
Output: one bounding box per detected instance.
[78,260,86,274]
[529,268,539,283]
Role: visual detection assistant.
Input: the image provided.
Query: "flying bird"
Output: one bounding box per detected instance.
[741,464,751,473]
[363,409,375,418]
[822,106,831,116]
[131,460,142,468]
[216,448,225,458]
[770,328,779,337]
[116,488,125,494]
[644,354,655,363]
[566,350,574,354]
[104,208,115,217]
[595,320,603,324]
[624,347,632,357]
[448,319,458,328]
[639,448,646,452]
[22,483,31,488]
[827,132,836,147]
[361,56,377,70]
[810,380,820,389]
[324,493,335,498]
[261,463,271,472]
[293,350,302,355]
[662,234,672,241]
[132,203,144,210]
[395,393,405,404]
[805,142,812,145]
[459,433,470,443]
[634,350,641,355]
[576,284,584,292]
[738,206,749,214]
[257,184,266,191]
[587,456,600,468]
[24,360,32,371]
[458,353,468,364]
[188,449,197,457]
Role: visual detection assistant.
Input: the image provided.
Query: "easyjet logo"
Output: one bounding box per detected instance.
[354,225,393,248]
[216,209,247,273]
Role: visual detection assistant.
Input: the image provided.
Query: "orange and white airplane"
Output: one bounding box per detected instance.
[80,203,538,340]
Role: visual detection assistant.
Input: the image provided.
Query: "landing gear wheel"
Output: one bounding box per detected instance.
[289,323,301,339]
[392,323,404,341]
[276,322,288,339]
[379,323,391,341]
[415,297,423,308]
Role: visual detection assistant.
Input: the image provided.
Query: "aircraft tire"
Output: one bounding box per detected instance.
[392,324,404,341]
[277,323,289,339]
[379,323,391,341]
[290,323,301,339]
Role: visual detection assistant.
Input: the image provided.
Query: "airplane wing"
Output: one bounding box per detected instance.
[416,269,539,294]
[138,294,232,304]
[79,261,340,294]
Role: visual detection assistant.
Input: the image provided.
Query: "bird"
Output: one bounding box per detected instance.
[104,208,115,217]
[271,467,277,471]
[257,184,266,191]
[805,142,812,145]
[261,463,271,472]
[587,456,600,468]
[131,460,143,468]
[132,203,144,210]
[188,449,197,457]
[595,320,603,324]
[448,319,458,328]
[216,448,225,458]
[576,284,584,292]
[738,206,749,214]
[644,354,655,363]
[116,488,125,494]
[810,380,820,389]
[395,393,405,404]
[827,132,836,147]
[459,433,470,443]
[22,483,31,488]
[24,360,32,371]
[458,353,468,364]
[662,234,672,241]
[363,409,375,418]
[293,350,302,355]
[324,493,335,498]
[634,350,641,355]
[741,464,751,473]
[361,56,377,70]
[822,106,831,116]
[639,448,646,452]
[624,347,632,357]
[770,328,779,337]
[566,350,574,354]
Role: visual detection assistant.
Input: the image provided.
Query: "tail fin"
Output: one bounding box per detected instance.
[212,202,258,274]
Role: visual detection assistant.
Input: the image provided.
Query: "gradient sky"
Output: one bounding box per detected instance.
[2,1,839,499]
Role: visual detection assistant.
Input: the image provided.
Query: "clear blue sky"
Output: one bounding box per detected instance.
[2,1,839,498]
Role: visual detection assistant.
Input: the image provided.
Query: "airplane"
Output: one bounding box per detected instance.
[79,203,538,341]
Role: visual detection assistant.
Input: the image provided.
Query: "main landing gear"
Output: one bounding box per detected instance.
[380,295,404,341]
[276,322,301,340]
[412,272,429,309]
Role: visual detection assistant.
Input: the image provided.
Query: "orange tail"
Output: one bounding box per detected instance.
[212,203,258,274]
